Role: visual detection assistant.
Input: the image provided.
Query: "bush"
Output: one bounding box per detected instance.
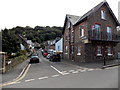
[16,50,27,56]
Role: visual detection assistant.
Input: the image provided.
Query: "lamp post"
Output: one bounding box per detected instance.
[103,48,107,66]
[103,56,106,66]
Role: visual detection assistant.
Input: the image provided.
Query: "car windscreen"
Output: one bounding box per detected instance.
[31,56,39,58]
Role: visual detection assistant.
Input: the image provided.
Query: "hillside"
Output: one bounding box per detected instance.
[1,26,63,53]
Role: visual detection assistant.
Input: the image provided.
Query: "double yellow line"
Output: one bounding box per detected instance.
[0,64,31,87]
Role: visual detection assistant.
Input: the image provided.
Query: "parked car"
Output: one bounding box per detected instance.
[49,54,61,62]
[41,49,44,55]
[29,55,40,63]
[46,54,52,59]
[43,52,49,57]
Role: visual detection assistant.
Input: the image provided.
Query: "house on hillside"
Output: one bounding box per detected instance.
[55,38,63,52]
[43,37,61,51]
[63,1,120,63]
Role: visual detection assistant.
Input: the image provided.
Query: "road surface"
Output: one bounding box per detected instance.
[1,50,119,88]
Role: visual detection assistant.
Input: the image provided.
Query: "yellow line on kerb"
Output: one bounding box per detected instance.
[0,64,31,87]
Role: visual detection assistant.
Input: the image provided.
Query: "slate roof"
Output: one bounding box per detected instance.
[75,1,120,26]
[66,14,81,25]
[63,0,120,34]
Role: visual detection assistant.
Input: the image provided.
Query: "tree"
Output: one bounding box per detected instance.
[2,29,20,54]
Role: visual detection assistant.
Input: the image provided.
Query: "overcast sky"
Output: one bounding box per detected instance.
[0,0,119,30]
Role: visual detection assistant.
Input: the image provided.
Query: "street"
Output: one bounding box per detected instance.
[1,50,119,88]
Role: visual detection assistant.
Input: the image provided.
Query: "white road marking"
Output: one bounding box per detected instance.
[62,72,70,75]
[87,69,94,71]
[51,74,60,77]
[39,58,42,62]
[95,68,102,70]
[80,70,86,72]
[25,79,35,82]
[50,65,64,75]
[62,71,67,73]
[77,69,83,71]
[83,68,89,70]
[38,76,48,80]
[69,70,75,72]
[72,71,79,74]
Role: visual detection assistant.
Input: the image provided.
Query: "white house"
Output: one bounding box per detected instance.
[20,44,25,50]
[26,40,34,49]
[55,38,63,52]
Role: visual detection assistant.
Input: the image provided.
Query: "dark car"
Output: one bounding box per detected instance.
[29,55,40,63]
[49,54,61,62]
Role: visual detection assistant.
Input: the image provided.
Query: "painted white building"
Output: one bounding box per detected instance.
[55,38,63,52]
[20,44,25,50]
[26,40,34,49]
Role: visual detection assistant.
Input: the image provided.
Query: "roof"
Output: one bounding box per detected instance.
[63,0,120,34]
[75,1,120,26]
[62,14,80,34]
[66,14,81,25]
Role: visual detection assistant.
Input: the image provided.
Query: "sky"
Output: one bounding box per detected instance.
[0,0,119,30]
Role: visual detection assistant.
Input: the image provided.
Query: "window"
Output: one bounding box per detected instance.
[80,26,85,37]
[92,24,101,39]
[65,36,67,41]
[71,46,74,54]
[72,31,74,37]
[58,46,60,51]
[107,27,112,40]
[65,46,68,54]
[71,31,74,42]
[77,46,81,55]
[101,10,106,19]
[107,47,112,56]
[67,22,71,28]
[97,46,102,56]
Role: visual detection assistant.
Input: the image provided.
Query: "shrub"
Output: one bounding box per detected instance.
[16,50,27,56]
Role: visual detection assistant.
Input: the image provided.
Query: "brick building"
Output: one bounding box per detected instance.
[63,1,120,63]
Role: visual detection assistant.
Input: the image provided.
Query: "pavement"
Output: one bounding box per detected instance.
[1,58,30,83]
[61,58,120,69]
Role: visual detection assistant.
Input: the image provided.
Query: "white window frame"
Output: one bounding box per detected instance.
[67,22,70,28]
[58,46,60,51]
[80,26,85,37]
[107,27,112,40]
[107,47,113,56]
[101,10,106,20]
[81,29,84,37]
[77,47,81,55]
[65,46,68,54]
[97,46,102,56]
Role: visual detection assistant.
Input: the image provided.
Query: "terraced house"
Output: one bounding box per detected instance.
[63,1,120,63]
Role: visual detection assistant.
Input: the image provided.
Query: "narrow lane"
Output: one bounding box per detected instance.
[19,50,85,82]
[2,50,119,88]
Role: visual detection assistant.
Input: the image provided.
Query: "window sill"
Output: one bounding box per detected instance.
[97,54,102,56]
[108,54,113,56]
[77,53,81,55]
[80,36,84,38]
[101,18,107,20]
